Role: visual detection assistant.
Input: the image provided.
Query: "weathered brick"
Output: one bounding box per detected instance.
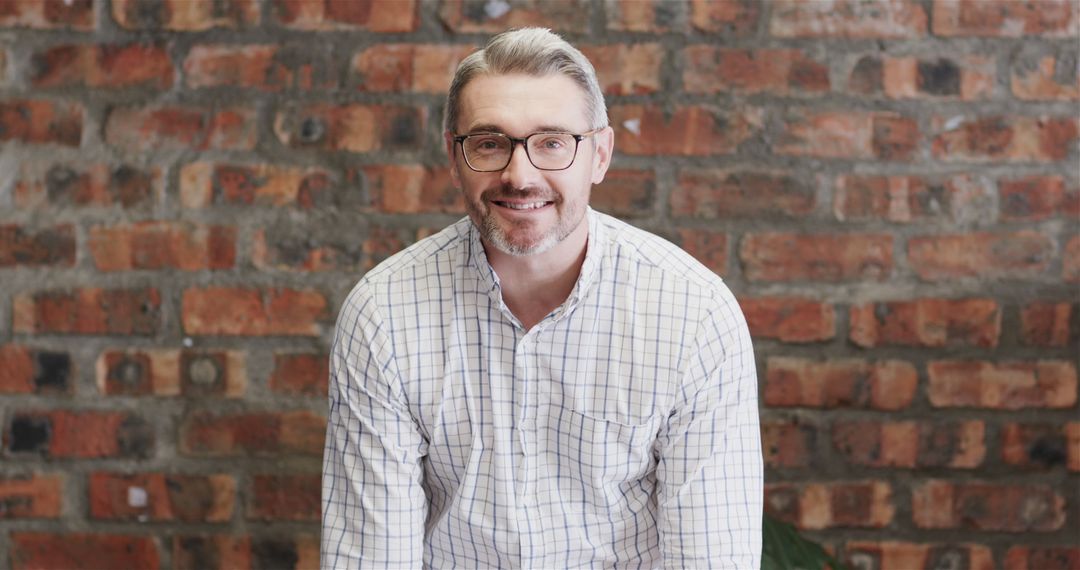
[184,44,336,91]
[1004,546,1080,570]
[97,349,246,397]
[5,410,153,458]
[32,43,173,89]
[673,170,814,219]
[179,162,337,209]
[741,233,893,282]
[363,225,417,271]
[1012,54,1080,100]
[912,480,1065,531]
[739,297,836,343]
[766,481,894,530]
[581,44,663,95]
[847,54,994,100]
[1000,175,1078,220]
[12,533,160,570]
[438,0,587,33]
[833,174,994,223]
[173,535,319,570]
[592,170,655,218]
[181,287,327,337]
[105,105,256,152]
[684,47,828,95]
[0,99,83,146]
[113,0,258,30]
[610,105,763,156]
[251,227,365,273]
[932,0,1079,37]
[249,474,320,521]
[0,345,71,394]
[908,231,1053,280]
[179,411,325,457]
[1066,236,1080,281]
[849,298,1000,348]
[770,0,927,38]
[352,44,475,93]
[0,225,75,267]
[605,0,679,32]
[845,542,995,570]
[764,357,917,411]
[0,474,63,518]
[676,229,727,276]
[89,222,235,271]
[776,111,918,160]
[689,0,759,34]
[1001,423,1080,471]
[833,420,984,468]
[273,104,426,153]
[14,163,162,210]
[0,0,94,29]
[13,287,161,335]
[931,115,1078,162]
[762,419,816,468]
[274,0,416,31]
[361,164,462,214]
[269,353,328,397]
[927,360,1077,409]
[90,473,235,522]
[1020,302,1073,347]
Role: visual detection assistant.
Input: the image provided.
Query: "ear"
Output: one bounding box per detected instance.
[444,131,463,189]
[590,126,614,185]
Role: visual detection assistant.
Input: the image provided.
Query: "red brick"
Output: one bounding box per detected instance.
[761,419,815,468]
[173,535,319,570]
[88,222,235,272]
[912,480,1065,531]
[438,0,587,33]
[181,287,327,337]
[1001,422,1080,471]
[179,411,325,457]
[605,0,677,32]
[13,287,161,335]
[14,163,162,209]
[1066,236,1080,282]
[0,345,35,394]
[740,233,893,282]
[676,229,727,276]
[179,161,336,209]
[673,169,814,219]
[274,103,426,153]
[105,105,256,152]
[1000,175,1078,220]
[97,349,246,397]
[833,420,984,469]
[113,0,258,30]
[184,44,336,91]
[269,353,328,397]
[0,0,94,29]
[931,115,1078,162]
[765,481,894,530]
[684,47,828,95]
[739,297,835,343]
[847,54,994,100]
[927,360,1077,409]
[90,473,235,522]
[0,346,71,395]
[352,44,475,93]
[0,474,63,518]
[908,231,1053,280]
[611,104,763,156]
[1021,302,1073,347]
[592,170,655,218]
[932,0,1079,37]
[833,174,993,223]
[11,533,160,570]
[0,224,75,267]
[770,0,927,38]
[251,227,365,273]
[845,542,995,570]
[1012,54,1080,100]
[32,43,173,89]
[580,44,663,95]
[849,298,1000,348]
[689,0,759,34]
[776,110,918,160]
[363,225,413,270]
[275,0,416,31]
[360,164,462,215]
[0,48,7,85]
[1005,546,1080,570]
[5,410,153,458]
[0,99,82,146]
[764,357,917,410]
[249,474,320,521]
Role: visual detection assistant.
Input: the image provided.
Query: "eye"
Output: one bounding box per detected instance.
[536,136,567,150]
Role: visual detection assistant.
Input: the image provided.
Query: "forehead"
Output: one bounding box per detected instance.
[458,73,591,134]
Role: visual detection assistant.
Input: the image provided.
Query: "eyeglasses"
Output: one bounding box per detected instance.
[453,128,603,172]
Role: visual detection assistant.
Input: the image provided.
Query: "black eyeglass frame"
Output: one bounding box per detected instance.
[452,128,604,172]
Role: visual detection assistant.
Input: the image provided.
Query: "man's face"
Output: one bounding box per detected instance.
[445,73,613,257]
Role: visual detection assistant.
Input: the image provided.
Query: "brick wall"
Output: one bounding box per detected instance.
[0,1,1077,569]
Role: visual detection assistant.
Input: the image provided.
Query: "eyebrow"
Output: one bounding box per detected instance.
[465,124,578,135]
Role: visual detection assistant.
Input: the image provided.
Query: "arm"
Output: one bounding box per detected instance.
[321,284,428,569]
[654,286,763,569]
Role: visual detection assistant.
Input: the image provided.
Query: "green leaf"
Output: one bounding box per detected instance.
[761,513,848,570]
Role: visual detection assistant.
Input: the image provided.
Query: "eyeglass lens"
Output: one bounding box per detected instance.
[462,133,577,171]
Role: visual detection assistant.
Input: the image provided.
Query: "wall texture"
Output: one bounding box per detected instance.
[0,0,1077,568]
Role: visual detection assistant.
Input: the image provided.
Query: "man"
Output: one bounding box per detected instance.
[322,28,762,569]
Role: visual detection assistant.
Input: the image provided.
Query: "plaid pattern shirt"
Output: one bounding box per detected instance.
[322,209,762,569]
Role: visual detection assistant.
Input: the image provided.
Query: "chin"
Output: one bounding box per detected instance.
[481,217,561,257]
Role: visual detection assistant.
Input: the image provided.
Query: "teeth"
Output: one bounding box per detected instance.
[501,201,547,210]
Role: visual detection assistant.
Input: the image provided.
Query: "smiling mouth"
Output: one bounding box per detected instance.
[492,200,553,210]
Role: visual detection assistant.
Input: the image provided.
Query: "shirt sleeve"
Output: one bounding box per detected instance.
[654,285,763,569]
[321,284,429,569]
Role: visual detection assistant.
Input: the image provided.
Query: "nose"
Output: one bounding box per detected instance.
[500,139,541,189]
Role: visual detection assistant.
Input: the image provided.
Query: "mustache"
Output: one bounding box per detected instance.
[482,186,559,203]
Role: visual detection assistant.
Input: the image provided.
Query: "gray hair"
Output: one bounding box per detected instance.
[443,28,608,134]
